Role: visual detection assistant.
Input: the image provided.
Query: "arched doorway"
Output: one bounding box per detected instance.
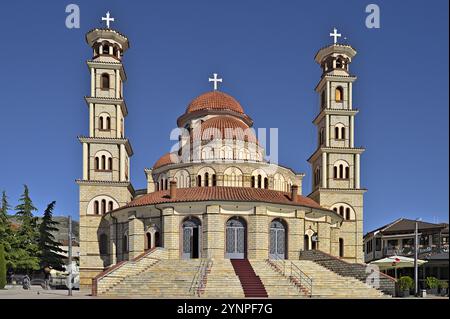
[181,217,201,259]
[269,219,287,259]
[145,232,152,250]
[225,217,246,259]
[154,231,160,247]
[304,235,310,251]
[339,238,344,257]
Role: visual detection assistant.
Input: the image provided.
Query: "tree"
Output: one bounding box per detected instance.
[0,191,13,269]
[38,201,65,270]
[0,244,6,289]
[12,185,40,272]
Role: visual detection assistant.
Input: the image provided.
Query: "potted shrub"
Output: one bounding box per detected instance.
[425,277,439,295]
[397,276,414,297]
[438,280,448,296]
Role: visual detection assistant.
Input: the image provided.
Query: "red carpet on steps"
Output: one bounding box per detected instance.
[230,259,268,298]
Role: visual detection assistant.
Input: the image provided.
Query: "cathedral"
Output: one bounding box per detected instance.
[77,16,366,293]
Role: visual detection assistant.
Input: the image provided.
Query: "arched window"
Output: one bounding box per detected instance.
[101,73,110,89]
[345,207,350,220]
[264,177,268,189]
[106,117,111,130]
[197,175,202,187]
[212,174,217,186]
[258,175,262,188]
[335,86,343,102]
[101,199,106,214]
[333,207,337,213]
[204,172,209,187]
[103,44,110,55]
[99,234,108,255]
[339,238,344,257]
[251,176,255,188]
[108,201,113,212]
[345,166,349,179]
[341,127,346,139]
[333,166,338,179]
[101,155,106,170]
[335,126,340,139]
[108,157,112,171]
[99,117,104,130]
[339,165,343,179]
[146,233,151,250]
[95,157,100,170]
[165,179,168,190]
[339,206,344,216]
[94,200,99,214]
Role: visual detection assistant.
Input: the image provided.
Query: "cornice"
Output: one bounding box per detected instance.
[84,96,128,117]
[77,136,133,156]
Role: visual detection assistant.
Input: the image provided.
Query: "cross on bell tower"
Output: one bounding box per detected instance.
[102,11,115,29]
[329,27,342,44]
[209,73,223,91]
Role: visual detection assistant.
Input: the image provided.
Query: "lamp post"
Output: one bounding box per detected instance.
[68,215,73,296]
[414,219,419,296]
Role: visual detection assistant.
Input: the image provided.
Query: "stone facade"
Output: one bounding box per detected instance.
[77,25,366,289]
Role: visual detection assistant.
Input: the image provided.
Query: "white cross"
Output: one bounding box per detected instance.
[102,11,115,29]
[329,27,342,44]
[208,73,223,91]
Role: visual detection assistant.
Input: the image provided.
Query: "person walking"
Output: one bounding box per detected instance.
[43,266,51,290]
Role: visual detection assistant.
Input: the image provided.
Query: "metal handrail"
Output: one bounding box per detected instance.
[269,254,313,297]
[189,258,213,297]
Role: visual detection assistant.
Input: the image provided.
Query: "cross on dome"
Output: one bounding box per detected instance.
[102,11,115,29]
[329,27,342,44]
[208,73,223,91]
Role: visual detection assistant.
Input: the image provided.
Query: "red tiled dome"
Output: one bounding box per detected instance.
[192,116,257,143]
[153,152,176,169]
[186,91,244,114]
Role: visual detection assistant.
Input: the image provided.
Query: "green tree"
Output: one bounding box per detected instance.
[0,244,6,289]
[38,201,65,270]
[12,185,40,272]
[0,191,13,268]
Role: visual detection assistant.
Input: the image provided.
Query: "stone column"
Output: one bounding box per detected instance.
[116,105,121,138]
[349,82,352,109]
[325,114,330,147]
[82,142,88,180]
[90,68,95,97]
[326,81,330,108]
[350,116,355,148]
[322,152,327,188]
[203,205,224,259]
[89,103,94,137]
[115,70,120,99]
[120,144,126,181]
[247,206,268,260]
[162,207,179,259]
[355,153,360,189]
[109,221,117,265]
[317,216,331,254]
[288,210,304,259]
[128,213,144,260]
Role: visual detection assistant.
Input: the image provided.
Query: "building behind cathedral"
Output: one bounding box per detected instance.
[76,18,375,297]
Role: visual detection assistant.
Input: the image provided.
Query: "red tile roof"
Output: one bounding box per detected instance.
[192,116,258,143]
[186,91,244,114]
[123,186,325,210]
[153,152,176,169]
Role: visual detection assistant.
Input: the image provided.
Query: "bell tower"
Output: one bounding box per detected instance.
[77,13,134,288]
[308,29,366,263]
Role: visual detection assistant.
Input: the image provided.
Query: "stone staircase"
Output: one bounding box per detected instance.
[202,259,245,298]
[291,260,388,298]
[299,250,396,296]
[230,259,268,298]
[249,260,304,298]
[95,248,168,295]
[101,259,201,298]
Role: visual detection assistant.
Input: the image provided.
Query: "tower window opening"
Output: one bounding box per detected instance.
[101,199,106,214]
[345,166,349,179]
[204,172,209,187]
[335,86,343,102]
[339,164,343,179]
[94,200,99,214]
[108,157,112,171]
[101,155,106,170]
[333,166,338,179]
[99,117,104,130]
[258,175,262,188]
[251,176,255,188]
[335,126,340,139]
[106,116,111,130]
[212,174,217,186]
[108,201,113,212]
[95,157,100,170]
[345,208,350,220]
[264,177,268,189]
[339,206,344,216]
[101,73,110,89]
[165,179,168,190]
[197,175,202,187]
[341,127,346,139]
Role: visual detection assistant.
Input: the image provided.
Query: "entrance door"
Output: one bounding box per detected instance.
[226,217,246,259]
[182,218,201,259]
[269,219,286,259]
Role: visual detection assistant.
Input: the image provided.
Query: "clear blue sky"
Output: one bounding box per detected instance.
[0,0,448,232]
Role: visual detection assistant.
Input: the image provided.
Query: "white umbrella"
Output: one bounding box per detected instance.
[370,255,427,279]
